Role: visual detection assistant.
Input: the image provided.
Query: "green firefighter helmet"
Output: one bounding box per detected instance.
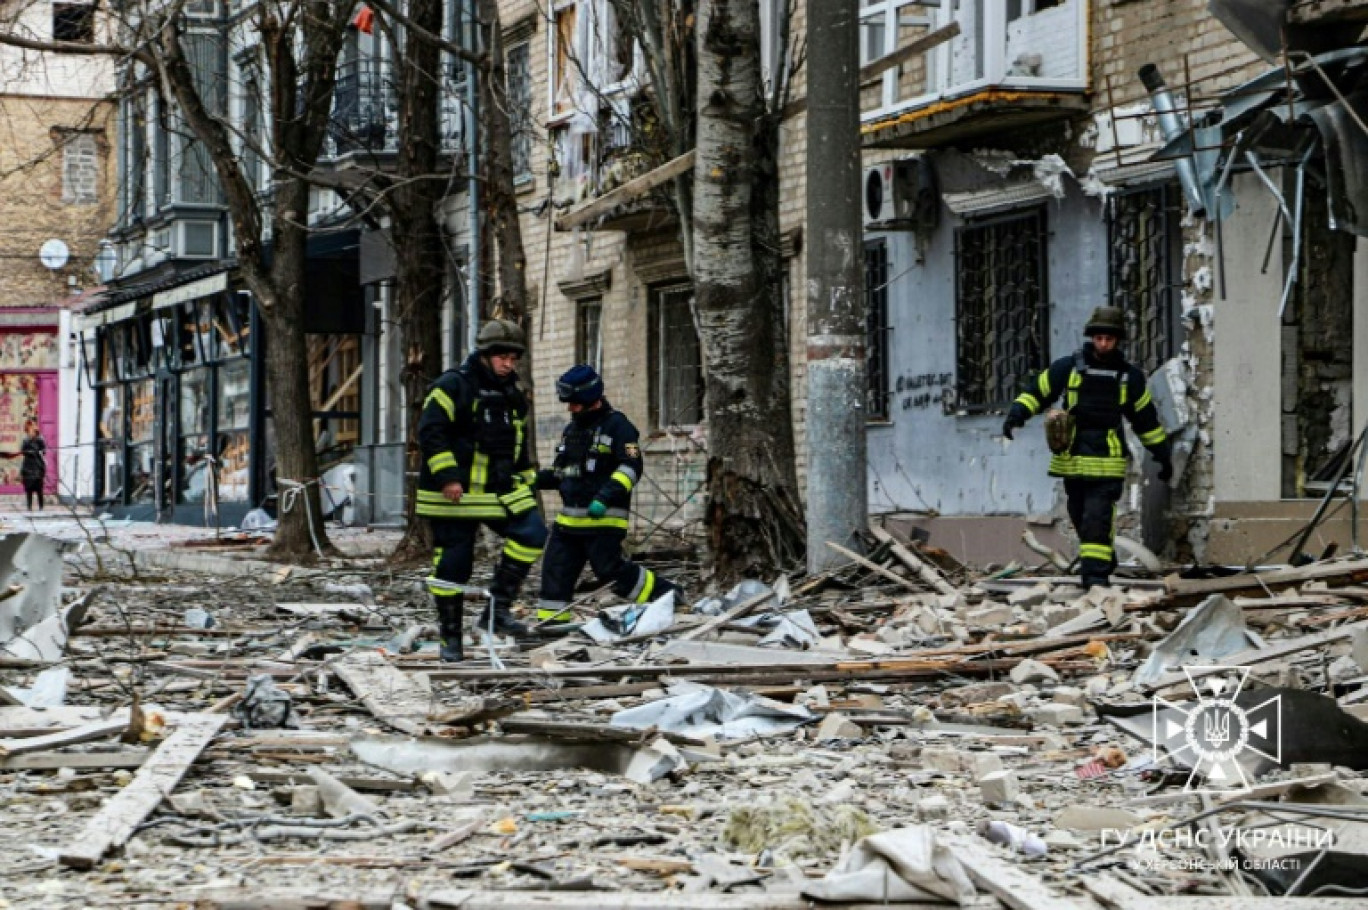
[476,318,526,355]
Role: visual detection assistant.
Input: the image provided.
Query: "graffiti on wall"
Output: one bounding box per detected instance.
[894,371,954,412]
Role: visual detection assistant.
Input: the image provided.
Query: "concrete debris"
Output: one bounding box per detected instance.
[4,518,1368,906]
[801,826,978,903]
[1133,594,1261,685]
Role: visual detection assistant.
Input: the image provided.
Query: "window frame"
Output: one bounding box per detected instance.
[1106,182,1181,376]
[647,283,705,431]
[864,238,892,422]
[575,297,603,372]
[952,206,1050,413]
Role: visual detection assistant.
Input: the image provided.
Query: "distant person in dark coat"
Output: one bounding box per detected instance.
[9,423,47,511]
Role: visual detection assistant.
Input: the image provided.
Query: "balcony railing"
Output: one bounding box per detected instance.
[860,0,1088,125]
[327,58,464,158]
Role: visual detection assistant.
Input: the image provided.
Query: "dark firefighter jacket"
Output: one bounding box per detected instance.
[538,400,642,532]
[416,352,536,520]
[1007,343,1171,479]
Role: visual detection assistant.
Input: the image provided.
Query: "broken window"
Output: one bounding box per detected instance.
[576,298,603,372]
[865,238,891,421]
[52,2,94,42]
[648,284,704,429]
[1107,183,1181,375]
[953,208,1049,411]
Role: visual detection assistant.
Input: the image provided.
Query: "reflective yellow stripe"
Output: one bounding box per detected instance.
[1139,426,1167,446]
[1038,372,1051,397]
[1048,454,1128,478]
[1107,430,1122,459]
[470,452,488,493]
[425,388,455,421]
[416,488,507,519]
[634,571,657,604]
[556,513,630,531]
[1015,393,1041,415]
[503,539,543,564]
[426,577,464,595]
[1119,379,1129,407]
[513,417,525,463]
[516,468,537,485]
[610,470,635,492]
[428,451,457,473]
[1066,369,1081,409]
[1135,388,1152,410]
[1079,543,1114,561]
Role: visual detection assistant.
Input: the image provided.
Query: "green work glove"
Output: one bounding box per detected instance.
[587,500,607,519]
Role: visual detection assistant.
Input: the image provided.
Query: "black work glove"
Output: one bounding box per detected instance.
[1001,416,1023,440]
[1157,459,1173,482]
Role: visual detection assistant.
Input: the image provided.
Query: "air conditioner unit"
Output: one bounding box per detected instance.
[863,158,939,231]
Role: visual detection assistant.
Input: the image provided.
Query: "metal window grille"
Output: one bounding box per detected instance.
[576,299,603,371]
[1107,183,1180,375]
[865,239,891,420]
[507,42,533,182]
[647,285,704,428]
[954,208,1049,411]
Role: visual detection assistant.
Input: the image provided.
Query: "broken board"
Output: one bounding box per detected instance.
[58,713,226,869]
[332,649,434,736]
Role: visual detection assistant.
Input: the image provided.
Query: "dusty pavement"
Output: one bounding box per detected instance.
[1,515,1367,909]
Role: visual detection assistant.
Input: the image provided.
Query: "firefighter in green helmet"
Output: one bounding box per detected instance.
[416,319,546,661]
[1002,306,1172,589]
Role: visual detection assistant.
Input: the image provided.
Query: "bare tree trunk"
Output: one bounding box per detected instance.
[392,0,446,561]
[477,0,542,470]
[694,0,803,578]
[262,182,332,557]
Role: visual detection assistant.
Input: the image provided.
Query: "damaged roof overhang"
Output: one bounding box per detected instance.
[1151,45,1368,235]
[862,90,1091,150]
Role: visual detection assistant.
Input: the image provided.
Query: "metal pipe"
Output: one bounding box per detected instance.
[463,0,480,353]
[1139,63,1207,217]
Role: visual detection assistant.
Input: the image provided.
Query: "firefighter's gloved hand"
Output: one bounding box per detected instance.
[587,500,607,519]
[1157,459,1174,482]
[1001,416,1023,440]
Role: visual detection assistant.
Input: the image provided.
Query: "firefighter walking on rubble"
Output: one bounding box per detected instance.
[1001,306,1172,590]
[536,365,678,620]
[417,319,546,662]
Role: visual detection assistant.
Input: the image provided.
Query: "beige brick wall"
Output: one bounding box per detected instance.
[0,97,116,308]
[501,0,814,541]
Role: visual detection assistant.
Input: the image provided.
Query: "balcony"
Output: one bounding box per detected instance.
[322,58,465,170]
[860,0,1091,149]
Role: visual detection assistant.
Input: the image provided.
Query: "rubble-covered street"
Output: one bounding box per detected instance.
[2,517,1368,909]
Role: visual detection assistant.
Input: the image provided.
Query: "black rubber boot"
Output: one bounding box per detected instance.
[481,561,532,637]
[435,596,464,662]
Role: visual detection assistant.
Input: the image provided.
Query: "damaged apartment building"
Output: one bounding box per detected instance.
[508,0,1368,566]
[858,0,1368,566]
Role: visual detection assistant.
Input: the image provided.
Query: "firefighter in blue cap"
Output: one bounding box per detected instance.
[536,365,678,619]
[416,319,546,661]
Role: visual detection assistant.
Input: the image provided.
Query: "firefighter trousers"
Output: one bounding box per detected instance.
[538,525,676,617]
[1063,477,1124,589]
[426,509,548,605]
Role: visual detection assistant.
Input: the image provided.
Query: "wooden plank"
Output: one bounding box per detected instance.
[827,540,924,593]
[59,713,226,869]
[331,650,434,736]
[940,832,1095,910]
[1162,557,1368,599]
[189,888,970,910]
[868,525,957,595]
[1147,620,1368,690]
[0,716,129,759]
[675,591,776,642]
[2,749,148,771]
[555,150,696,231]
